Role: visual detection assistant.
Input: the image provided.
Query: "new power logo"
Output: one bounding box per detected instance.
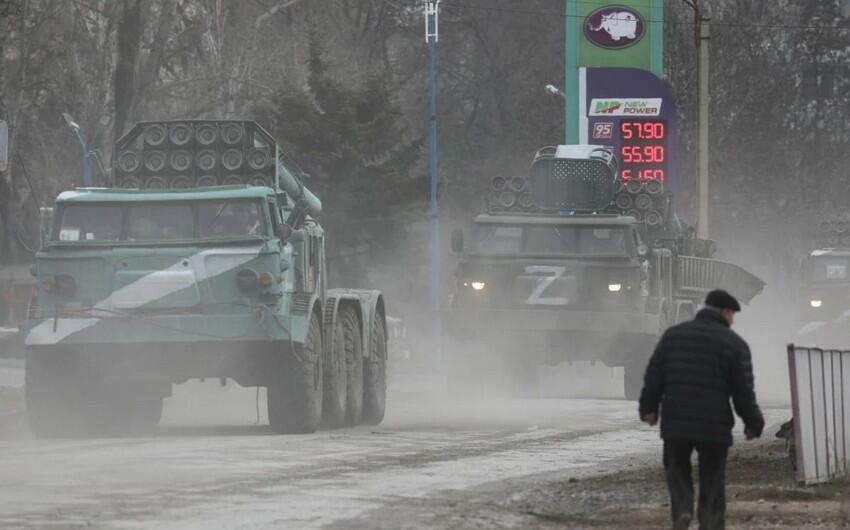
[589,98,662,117]
[592,101,622,114]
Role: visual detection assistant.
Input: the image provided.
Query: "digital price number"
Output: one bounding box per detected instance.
[619,120,667,182]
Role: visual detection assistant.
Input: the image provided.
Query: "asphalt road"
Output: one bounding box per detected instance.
[0,370,789,530]
[0,371,665,530]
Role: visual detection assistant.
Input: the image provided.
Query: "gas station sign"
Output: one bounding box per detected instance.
[618,119,668,182]
[579,68,677,188]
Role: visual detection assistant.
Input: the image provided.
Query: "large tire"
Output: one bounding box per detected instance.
[117,391,163,433]
[508,357,541,398]
[624,308,671,401]
[361,313,387,425]
[623,363,644,401]
[322,309,347,428]
[341,307,363,426]
[268,312,323,434]
[26,350,87,437]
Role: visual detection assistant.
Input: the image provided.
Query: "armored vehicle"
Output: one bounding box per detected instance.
[447,145,764,399]
[791,219,850,343]
[23,120,387,436]
[794,246,850,342]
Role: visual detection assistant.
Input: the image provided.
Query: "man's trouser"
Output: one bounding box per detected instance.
[663,438,729,530]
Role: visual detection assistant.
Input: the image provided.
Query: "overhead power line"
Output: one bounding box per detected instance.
[435,1,850,33]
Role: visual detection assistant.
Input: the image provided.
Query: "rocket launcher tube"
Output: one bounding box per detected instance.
[276,150,322,218]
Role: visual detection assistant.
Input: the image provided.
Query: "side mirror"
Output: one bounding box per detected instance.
[277,224,293,243]
[451,229,464,253]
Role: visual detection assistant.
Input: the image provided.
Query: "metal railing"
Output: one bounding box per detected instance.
[652,248,673,301]
[787,344,850,485]
[675,256,765,304]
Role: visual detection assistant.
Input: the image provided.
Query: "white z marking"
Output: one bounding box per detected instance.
[524,265,568,306]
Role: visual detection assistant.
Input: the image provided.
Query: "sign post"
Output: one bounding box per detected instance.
[565,1,580,144]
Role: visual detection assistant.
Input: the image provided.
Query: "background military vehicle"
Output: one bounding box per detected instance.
[447,145,765,399]
[793,219,850,343]
[23,120,387,436]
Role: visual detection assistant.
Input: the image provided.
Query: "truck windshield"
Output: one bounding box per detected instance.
[55,199,266,243]
[475,226,523,253]
[474,224,629,256]
[57,205,123,242]
[127,204,194,241]
[804,256,850,282]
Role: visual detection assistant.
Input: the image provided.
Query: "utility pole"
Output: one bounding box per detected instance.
[684,1,710,239]
[698,16,710,240]
[425,0,442,373]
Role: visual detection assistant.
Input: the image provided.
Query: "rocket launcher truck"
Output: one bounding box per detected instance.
[447,145,765,399]
[23,120,387,436]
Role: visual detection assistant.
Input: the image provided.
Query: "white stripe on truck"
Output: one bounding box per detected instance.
[25,247,261,346]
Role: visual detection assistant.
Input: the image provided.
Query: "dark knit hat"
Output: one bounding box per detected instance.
[705,289,741,312]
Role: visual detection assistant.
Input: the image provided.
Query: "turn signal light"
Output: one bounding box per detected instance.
[41,274,76,296]
[258,272,275,287]
[40,277,56,292]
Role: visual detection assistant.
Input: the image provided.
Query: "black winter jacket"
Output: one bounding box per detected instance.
[638,308,765,446]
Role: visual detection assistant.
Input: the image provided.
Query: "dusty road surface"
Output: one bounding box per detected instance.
[0,374,789,530]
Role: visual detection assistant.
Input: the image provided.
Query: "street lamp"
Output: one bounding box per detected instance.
[62,112,93,187]
[545,84,566,100]
[424,0,443,378]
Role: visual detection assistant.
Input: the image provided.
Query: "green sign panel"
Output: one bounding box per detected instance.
[565,0,663,143]
[579,1,657,71]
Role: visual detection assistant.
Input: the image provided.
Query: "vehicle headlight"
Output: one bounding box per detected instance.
[471,281,486,291]
[810,299,823,308]
[608,283,623,293]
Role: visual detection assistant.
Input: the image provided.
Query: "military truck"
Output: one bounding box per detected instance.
[793,215,850,342]
[796,248,850,327]
[23,120,387,436]
[790,218,850,343]
[447,145,764,399]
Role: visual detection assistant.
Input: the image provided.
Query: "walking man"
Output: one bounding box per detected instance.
[639,290,765,530]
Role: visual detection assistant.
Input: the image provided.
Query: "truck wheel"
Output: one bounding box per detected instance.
[91,391,163,436]
[623,363,644,401]
[268,312,323,434]
[361,313,387,425]
[120,391,164,433]
[26,350,82,437]
[322,309,348,428]
[26,349,110,437]
[341,306,363,426]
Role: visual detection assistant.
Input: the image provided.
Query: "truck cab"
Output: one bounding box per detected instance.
[453,214,648,312]
[795,249,850,341]
[446,144,764,399]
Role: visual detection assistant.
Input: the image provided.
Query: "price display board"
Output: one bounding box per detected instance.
[583,68,678,189]
[618,119,667,182]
